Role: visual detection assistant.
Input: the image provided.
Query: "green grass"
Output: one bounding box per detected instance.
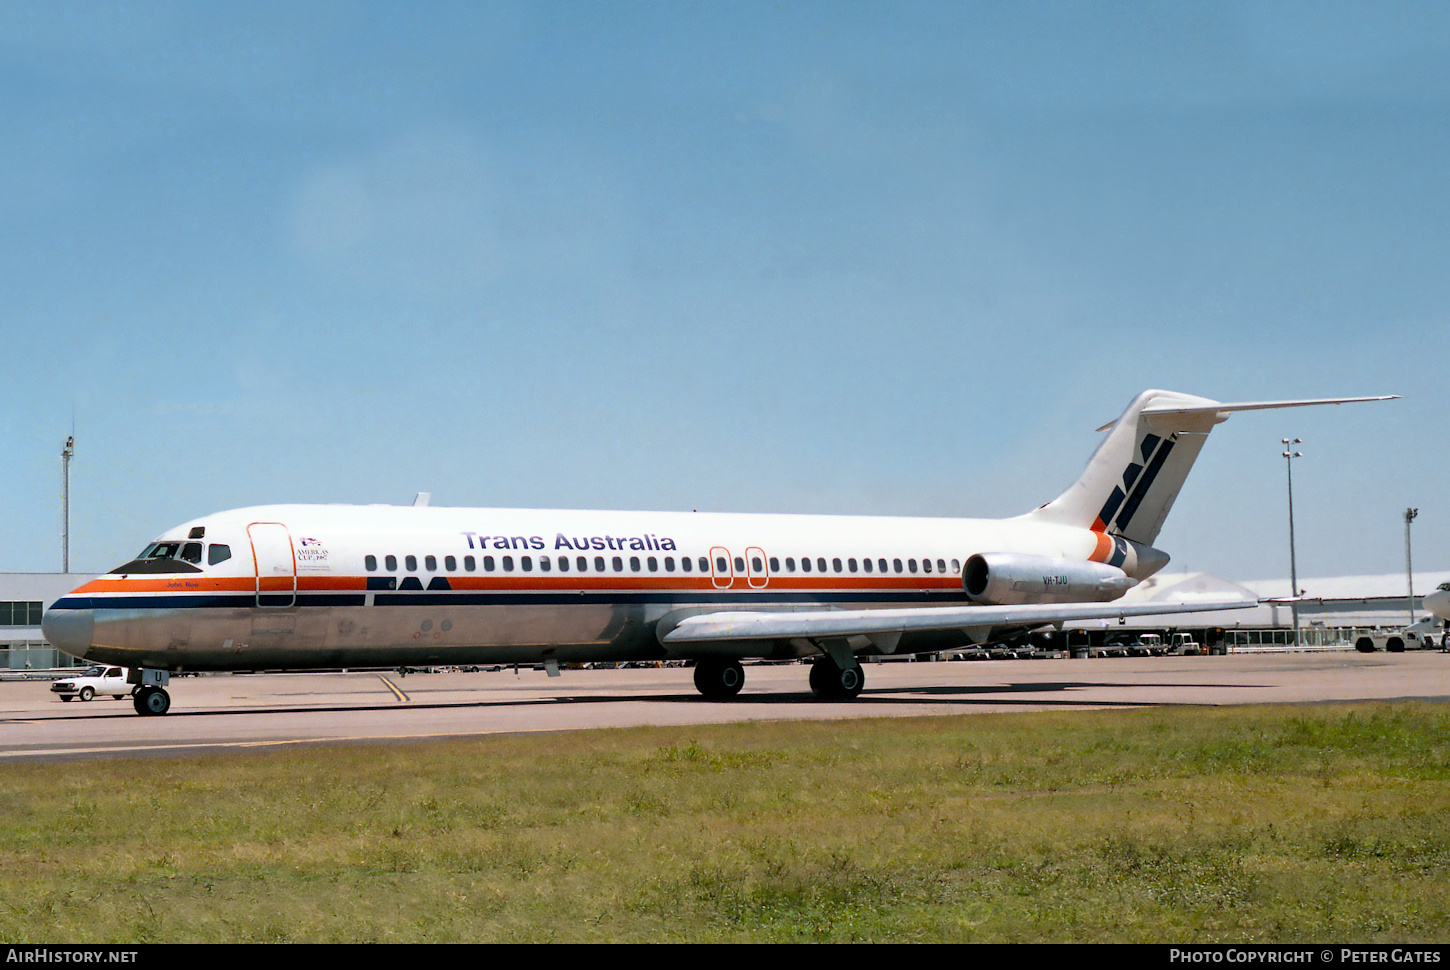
[3,702,1449,942]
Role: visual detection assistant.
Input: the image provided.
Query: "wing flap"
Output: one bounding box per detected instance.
[660,598,1256,643]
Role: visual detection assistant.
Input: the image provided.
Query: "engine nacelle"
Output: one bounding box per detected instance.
[963,553,1134,606]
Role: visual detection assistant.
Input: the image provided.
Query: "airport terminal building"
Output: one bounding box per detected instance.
[0,573,91,669]
[5,569,1448,669]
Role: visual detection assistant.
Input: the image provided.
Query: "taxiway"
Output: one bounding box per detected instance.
[1,652,1446,762]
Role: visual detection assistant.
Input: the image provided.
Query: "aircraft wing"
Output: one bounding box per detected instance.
[660,597,1256,644]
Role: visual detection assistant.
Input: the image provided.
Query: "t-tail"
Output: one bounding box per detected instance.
[1024,388,1400,563]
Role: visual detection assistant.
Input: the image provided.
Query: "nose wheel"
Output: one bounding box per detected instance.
[132,686,172,716]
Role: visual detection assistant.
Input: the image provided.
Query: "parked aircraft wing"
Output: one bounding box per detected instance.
[660,597,1256,644]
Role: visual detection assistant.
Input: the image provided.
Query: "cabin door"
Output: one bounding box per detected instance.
[248,522,297,608]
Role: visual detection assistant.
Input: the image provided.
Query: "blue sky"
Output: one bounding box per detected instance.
[1,1,1445,585]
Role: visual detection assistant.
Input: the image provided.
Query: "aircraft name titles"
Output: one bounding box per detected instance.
[461,531,679,552]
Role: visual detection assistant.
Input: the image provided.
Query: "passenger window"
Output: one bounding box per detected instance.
[769,557,779,572]
[208,544,232,566]
[465,556,476,571]
[521,556,532,571]
[908,559,918,573]
[893,559,902,573]
[717,557,728,573]
[539,557,551,572]
[425,555,437,571]
[405,555,417,571]
[832,558,842,572]
[577,556,588,572]
[862,558,872,573]
[613,557,624,572]
[680,557,691,572]
[365,555,377,572]
[951,559,959,573]
[647,556,657,571]
[734,557,744,572]
[595,556,606,571]
[786,558,796,571]
[938,559,947,573]
[483,556,495,571]
[848,558,857,572]
[664,557,675,572]
[817,558,827,572]
[698,557,708,572]
[923,559,932,573]
[180,542,203,564]
[502,556,514,572]
[801,557,811,573]
[386,555,398,571]
[445,556,456,571]
[558,556,569,572]
[630,556,641,572]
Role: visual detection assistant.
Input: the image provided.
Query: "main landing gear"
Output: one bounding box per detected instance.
[809,655,865,700]
[689,655,867,701]
[693,658,745,699]
[130,669,172,716]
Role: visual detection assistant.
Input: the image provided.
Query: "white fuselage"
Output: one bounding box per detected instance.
[44,503,1137,671]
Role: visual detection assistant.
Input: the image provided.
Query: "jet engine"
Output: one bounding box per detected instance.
[963,552,1135,606]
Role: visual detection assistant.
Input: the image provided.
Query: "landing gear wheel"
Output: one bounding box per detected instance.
[693,659,745,699]
[79,686,94,701]
[809,657,864,700]
[133,686,171,716]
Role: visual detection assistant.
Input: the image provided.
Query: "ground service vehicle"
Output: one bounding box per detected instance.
[50,666,130,702]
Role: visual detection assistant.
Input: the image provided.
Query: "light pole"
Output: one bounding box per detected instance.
[1406,507,1419,628]
[1282,438,1302,646]
[61,435,74,573]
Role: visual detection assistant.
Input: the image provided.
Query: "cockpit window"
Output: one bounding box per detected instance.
[110,539,206,575]
[208,543,232,565]
[142,542,182,560]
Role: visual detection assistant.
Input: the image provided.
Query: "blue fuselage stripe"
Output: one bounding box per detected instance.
[50,588,970,611]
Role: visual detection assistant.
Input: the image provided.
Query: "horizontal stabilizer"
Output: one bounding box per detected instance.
[1096,395,1399,432]
[660,597,1256,644]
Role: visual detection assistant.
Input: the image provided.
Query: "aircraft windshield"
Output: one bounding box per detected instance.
[111,540,219,575]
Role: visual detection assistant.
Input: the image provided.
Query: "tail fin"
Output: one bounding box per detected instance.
[1025,389,1397,547]
[1027,390,1222,546]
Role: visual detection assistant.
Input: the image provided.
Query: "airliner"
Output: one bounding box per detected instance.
[41,389,1395,715]
[1426,584,1450,647]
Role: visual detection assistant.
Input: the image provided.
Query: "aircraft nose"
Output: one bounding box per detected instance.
[41,606,94,658]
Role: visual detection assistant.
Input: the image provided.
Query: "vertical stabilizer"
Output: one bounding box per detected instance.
[1025,390,1226,547]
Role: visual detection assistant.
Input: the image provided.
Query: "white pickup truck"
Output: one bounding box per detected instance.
[51,666,130,702]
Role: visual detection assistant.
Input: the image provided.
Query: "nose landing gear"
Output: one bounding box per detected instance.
[132,686,171,716]
[128,669,173,716]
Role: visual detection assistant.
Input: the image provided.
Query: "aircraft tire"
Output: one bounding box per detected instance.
[693,659,745,699]
[133,686,171,716]
[809,657,864,700]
